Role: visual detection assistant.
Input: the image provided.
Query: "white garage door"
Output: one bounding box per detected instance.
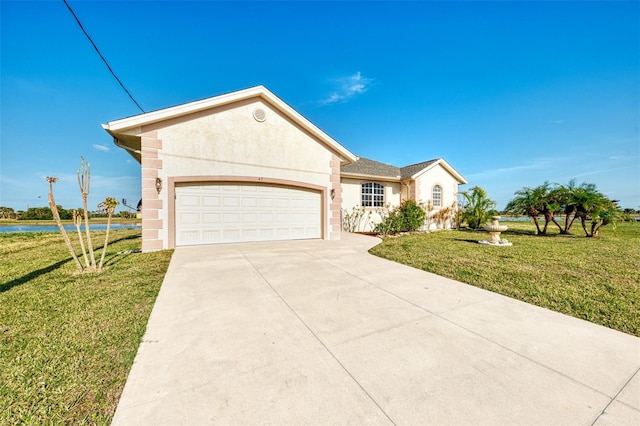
[175,183,322,246]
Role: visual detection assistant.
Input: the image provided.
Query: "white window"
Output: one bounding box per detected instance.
[432,185,442,207]
[362,182,384,207]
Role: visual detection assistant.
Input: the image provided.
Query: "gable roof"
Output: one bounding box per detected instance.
[341,157,467,184]
[102,85,358,164]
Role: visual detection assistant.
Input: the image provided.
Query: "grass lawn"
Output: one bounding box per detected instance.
[370,221,640,337]
[0,229,172,424]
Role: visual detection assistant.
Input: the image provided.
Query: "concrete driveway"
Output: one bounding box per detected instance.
[112,233,640,425]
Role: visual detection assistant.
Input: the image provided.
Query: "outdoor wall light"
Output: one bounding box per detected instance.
[155,177,162,194]
[330,188,335,200]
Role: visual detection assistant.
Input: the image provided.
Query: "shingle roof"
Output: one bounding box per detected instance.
[341,157,441,179]
[400,158,440,179]
[340,157,401,178]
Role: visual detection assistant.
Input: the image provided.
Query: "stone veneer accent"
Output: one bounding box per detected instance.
[330,154,343,239]
[140,131,163,251]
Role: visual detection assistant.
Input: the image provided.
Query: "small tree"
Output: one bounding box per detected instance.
[78,157,96,269]
[73,210,90,269]
[46,177,83,272]
[460,186,496,229]
[97,197,120,270]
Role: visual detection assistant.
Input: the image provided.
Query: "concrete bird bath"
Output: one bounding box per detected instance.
[479,216,512,246]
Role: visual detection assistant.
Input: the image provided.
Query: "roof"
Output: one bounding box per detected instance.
[341,157,467,184]
[102,85,358,164]
[340,157,400,179]
[400,159,439,179]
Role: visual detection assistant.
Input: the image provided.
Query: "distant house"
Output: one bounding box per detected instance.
[341,157,467,231]
[103,86,466,250]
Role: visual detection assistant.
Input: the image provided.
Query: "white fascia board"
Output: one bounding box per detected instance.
[101,85,358,163]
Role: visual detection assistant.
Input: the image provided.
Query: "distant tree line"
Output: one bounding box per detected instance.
[0,206,133,220]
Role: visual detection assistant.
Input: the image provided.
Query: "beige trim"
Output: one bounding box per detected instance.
[167,176,327,249]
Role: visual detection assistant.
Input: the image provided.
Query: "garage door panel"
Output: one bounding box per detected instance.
[175,183,322,246]
[180,195,200,207]
[202,213,220,224]
[202,196,220,207]
[180,213,200,225]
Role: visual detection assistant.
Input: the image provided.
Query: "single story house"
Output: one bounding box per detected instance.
[103,86,466,251]
[341,156,467,232]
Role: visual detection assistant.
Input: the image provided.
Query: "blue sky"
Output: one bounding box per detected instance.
[1,0,638,212]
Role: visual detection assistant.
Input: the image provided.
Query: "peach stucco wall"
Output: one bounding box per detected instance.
[140,99,341,249]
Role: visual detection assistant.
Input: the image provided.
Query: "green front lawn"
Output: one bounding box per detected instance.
[369,221,640,337]
[0,229,172,424]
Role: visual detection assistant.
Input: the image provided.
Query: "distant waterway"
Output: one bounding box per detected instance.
[0,223,141,234]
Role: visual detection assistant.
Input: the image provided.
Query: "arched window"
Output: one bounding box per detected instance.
[432,185,442,207]
[362,182,384,207]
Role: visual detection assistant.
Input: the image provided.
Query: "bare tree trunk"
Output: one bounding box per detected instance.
[98,210,112,270]
[82,195,96,270]
[47,178,83,272]
[78,158,96,270]
[579,215,590,236]
[531,215,542,234]
[563,213,577,234]
[73,210,90,269]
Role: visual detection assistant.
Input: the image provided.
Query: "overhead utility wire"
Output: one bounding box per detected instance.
[62,0,145,113]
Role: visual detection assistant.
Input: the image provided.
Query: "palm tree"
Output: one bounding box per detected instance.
[505,185,544,234]
[46,177,83,272]
[78,157,96,270]
[556,180,622,237]
[460,186,496,229]
[505,182,562,235]
[97,197,119,270]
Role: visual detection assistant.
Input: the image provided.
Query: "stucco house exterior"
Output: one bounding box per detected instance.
[341,157,467,231]
[103,86,466,250]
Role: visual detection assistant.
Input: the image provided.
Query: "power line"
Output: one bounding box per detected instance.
[62,0,145,113]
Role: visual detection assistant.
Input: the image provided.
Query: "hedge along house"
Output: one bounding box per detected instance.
[103,86,357,251]
[340,157,468,231]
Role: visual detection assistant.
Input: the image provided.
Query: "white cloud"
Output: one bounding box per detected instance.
[93,144,110,152]
[320,71,373,105]
[465,157,561,181]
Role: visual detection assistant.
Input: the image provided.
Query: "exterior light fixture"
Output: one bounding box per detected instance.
[330,188,335,200]
[155,177,162,194]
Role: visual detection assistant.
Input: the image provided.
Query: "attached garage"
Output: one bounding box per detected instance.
[174,182,322,246]
[103,86,357,251]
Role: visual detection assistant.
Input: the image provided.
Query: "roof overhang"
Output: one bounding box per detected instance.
[102,85,358,165]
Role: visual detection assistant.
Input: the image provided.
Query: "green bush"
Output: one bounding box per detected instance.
[374,199,426,234]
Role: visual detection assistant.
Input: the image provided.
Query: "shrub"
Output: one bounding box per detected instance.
[374,199,426,234]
